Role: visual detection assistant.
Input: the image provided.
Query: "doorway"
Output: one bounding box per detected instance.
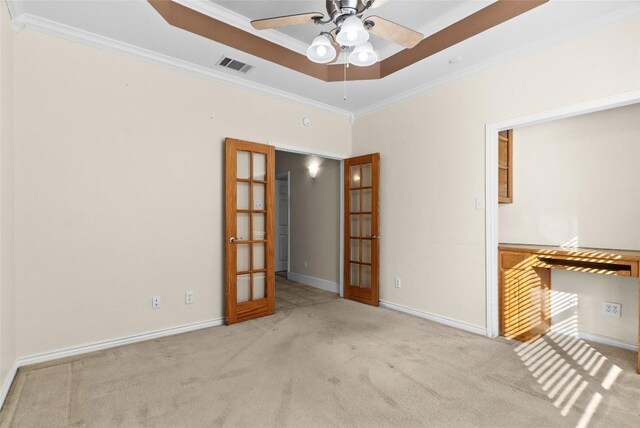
[273,150,341,310]
[225,138,382,324]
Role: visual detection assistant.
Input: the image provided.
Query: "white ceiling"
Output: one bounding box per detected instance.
[7,0,640,118]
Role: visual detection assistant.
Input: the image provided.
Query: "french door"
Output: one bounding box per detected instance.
[225,138,275,324]
[344,153,380,306]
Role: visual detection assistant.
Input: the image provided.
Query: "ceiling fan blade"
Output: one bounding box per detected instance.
[251,12,324,30]
[369,0,391,9]
[366,15,423,49]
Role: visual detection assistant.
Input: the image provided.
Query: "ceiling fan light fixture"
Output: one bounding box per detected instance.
[306,34,337,63]
[348,42,378,67]
[335,15,369,47]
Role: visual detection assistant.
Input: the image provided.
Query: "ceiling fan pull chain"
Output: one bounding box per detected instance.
[343,49,349,101]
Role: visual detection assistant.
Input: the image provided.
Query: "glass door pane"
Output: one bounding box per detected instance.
[237,213,249,242]
[253,183,265,211]
[237,151,250,179]
[361,163,371,187]
[362,240,371,263]
[237,244,250,272]
[237,183,250,210]
[237,274,250,303]
[350,190,360,212]
[350,239,360,262]
[361,266,371,289]
[362,189,371,212]
[253,213,265,241]
[253,243,265,270]
[350,215,360,237]
[350,264,359,287]
[350,165,361,188]
[361,214,371,238]
[254,273,266,299]
[253,153,266,180]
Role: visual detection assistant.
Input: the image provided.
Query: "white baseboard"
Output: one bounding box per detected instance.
[0,362,19,411]
[379,300,487,336]
[0,317,224,410]
[16,318,224,367]
[287,272,339,294]
[578,331,638,352]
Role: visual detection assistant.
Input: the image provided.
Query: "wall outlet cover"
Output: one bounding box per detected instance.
[602,301,621,317]
[185,291,194,304]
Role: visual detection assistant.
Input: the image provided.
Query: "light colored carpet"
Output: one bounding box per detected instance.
[1,297,639,427]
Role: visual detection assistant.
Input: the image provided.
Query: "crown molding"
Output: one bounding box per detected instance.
[352,3,640,120]
[10,13,352,120]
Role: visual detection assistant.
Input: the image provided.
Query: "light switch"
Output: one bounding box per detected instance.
[475,198,485,210]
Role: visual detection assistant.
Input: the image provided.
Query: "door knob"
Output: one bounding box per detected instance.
[229,237,237,244]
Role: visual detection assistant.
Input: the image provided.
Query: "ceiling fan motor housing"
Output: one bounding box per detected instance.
[327,0,371,21]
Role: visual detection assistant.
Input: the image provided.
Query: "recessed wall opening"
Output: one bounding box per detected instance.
[495,103,640,346]
[485,93,640,426]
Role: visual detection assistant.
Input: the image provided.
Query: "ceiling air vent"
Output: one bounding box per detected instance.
[217,56,254,73]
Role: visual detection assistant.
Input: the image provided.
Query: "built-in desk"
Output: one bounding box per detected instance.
[498,244,640,373]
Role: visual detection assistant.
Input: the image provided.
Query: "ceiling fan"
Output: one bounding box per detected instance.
[250,0,424,67]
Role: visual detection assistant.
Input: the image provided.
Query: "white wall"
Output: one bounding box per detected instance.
[499,104,640,344]
[12,29,351,357]
[0,0,16,391]
[275,151,340,285]
[352,18,640,331]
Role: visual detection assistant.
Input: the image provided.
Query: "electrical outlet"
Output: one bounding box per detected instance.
[185,291,194,304]
[602,301,621,317]
[152,296,160,309]
[394,277,401,288]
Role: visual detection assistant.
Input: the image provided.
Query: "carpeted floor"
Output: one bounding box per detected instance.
[1,295,639,427]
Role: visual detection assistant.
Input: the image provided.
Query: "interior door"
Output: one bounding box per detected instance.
[344,153,380,306]
[225,138,275,324]
[275,178,289,272]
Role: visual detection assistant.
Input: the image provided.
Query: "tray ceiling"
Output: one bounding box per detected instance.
[7,0,640,117]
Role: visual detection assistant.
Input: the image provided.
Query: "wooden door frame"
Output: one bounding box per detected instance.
[485,89,640,338]
[269,141,349,297]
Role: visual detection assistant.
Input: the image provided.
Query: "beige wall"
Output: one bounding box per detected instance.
[275,151,340,284]
[352,18,640,330]
[4,12,640,361]
[0,0,16,388]
[12,29,351,357]
[499,104,640,343]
